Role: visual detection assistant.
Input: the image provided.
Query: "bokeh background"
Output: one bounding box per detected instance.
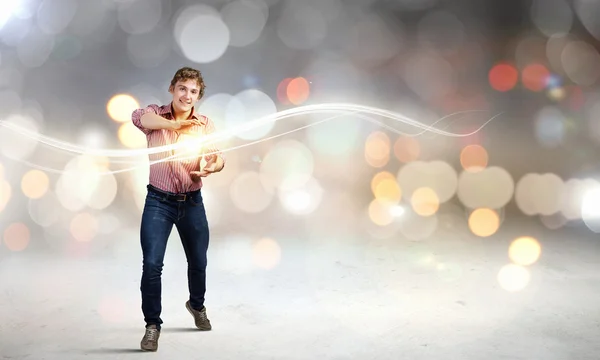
[1,0,600,296]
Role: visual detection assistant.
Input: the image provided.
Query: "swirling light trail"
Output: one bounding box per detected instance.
[0,103,500,175]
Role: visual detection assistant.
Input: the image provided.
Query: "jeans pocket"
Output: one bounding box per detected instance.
[188,194,204,207]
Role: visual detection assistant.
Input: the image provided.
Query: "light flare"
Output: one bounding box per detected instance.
[0,103,499,175]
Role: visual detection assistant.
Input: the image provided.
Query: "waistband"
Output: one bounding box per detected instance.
[147,184,200,202]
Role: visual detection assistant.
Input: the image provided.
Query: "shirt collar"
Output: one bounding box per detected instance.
[167,102,207,125]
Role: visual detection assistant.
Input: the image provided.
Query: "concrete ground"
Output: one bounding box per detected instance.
[1,215,599,360]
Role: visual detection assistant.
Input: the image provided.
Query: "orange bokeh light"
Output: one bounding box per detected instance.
[509,236,541,266]
[4,222,30,252]
[364,131,390,168]
[21,169,50,199]
[489,63,518,92]
[460,144,488,172]
[106,94,139,123]
[277,78,293,105]
[252,237,282,270]
[468,208,500,237]
[287,77,310,105]
[411,187,440,216]
[394,136,420,163]
[368,199,394,226]
[370,171,396,195]
[522,64,550,92]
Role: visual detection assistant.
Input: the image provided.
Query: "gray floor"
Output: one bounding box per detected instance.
[1,216,599,360]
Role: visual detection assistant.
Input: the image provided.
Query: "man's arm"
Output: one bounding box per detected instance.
[131,105,200,134]
[132,106,159,135]
[140,111,178,130]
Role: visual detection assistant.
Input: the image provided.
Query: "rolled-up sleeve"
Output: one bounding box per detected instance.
[203,116,226,168]
[131,104,160,135]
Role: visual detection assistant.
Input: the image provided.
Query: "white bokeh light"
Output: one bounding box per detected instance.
[0,90,22,118]
[515,173,566,216]
[129,155,150,212]
[306,115,362,156]
[534,106,566,148]
[1,15,32,47]
[341,12,402,67]
[0,0,22,29]
[561,40,600,86]
[225,89,277,141]
[260,139,314,191]
[561,178,600,220]
[230,171,274,213]
[418,10,465,51]
[399,208,439,241]
[221,0,268,47]
[397,161,458,203]
[174,5,230,63]
[17,27,55,68]
[117,0,163,35]
[85,171,118,210]
[581,185,600,233]
[530,0,573,37]
[403,50,457,102]
[457,167,514,209]
[497,264,531,292]
[68,0,116,43]
[277,1,327,50]
[574,0,600,41]
[55,155,110,212]
[28,190,62,227]
[78,127,108,150]
[127,25,171,68]
[0,114,40,161]
[37,0,78,35]
[278,176,323,215]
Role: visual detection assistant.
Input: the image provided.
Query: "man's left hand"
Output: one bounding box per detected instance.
[190,154,223,182]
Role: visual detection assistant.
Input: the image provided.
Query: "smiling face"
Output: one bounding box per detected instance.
[169,79,201,115]
[168,67,206,119]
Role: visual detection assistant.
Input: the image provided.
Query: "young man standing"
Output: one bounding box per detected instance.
[131,67,225,352]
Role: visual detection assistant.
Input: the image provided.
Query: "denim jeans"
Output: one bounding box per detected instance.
[140,185,210,330]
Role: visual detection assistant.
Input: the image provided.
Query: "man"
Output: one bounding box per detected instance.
[131,67,225,352]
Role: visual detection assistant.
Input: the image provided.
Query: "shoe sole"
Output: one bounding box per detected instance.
[185,301,212,331]
[140,341,158,352]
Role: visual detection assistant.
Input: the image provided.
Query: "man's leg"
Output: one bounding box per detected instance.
[140,192,176,331]
[176,191,211,330]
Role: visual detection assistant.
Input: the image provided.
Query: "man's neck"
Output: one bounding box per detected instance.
[171,103,193,121]
[174,111,191,121]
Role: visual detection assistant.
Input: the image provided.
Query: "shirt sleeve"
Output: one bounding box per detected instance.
[203,116,226,168]
[131,104,160,135]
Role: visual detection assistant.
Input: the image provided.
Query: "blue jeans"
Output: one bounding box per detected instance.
[140,185,210,330]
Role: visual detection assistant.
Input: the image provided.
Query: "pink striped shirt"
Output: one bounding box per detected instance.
[131,103,224,193]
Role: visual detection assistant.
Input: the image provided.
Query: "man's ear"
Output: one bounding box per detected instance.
[168,85,174,94]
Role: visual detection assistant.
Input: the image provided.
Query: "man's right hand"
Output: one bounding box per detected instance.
[171,119,201,134]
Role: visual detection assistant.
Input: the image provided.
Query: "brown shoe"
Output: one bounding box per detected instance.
[140,325,160,352]
[185,301,212,330]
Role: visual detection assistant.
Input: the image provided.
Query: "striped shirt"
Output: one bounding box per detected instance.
[131,103,224,194]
